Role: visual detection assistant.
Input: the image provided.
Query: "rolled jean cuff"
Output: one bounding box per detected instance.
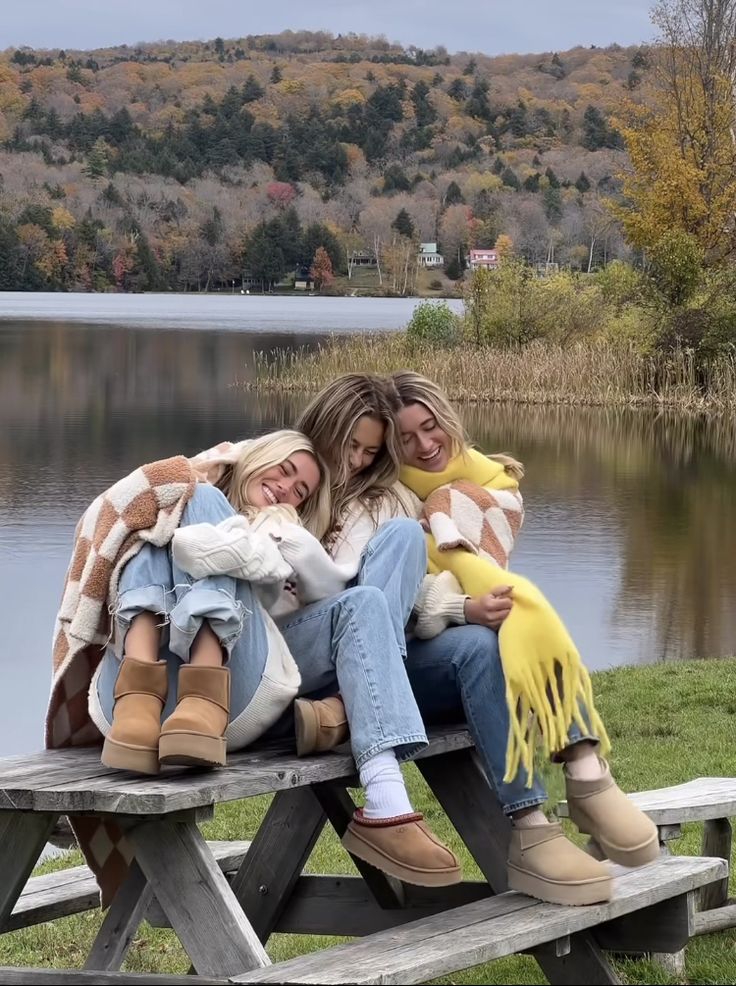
[549,721,599,763]
[502,795,548,816]
[354,733,428,770]
[112,583,171,657]
[169,587,245,661]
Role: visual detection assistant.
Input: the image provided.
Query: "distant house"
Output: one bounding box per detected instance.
[418,242,444,268]
[348,249,377,268]
[294,265,312,291]
[468,248,499,271]
[240,268,262,290]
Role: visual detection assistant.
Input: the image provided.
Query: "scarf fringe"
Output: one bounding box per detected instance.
[503,654,611,785]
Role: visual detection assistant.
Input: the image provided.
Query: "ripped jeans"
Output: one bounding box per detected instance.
[91,484,277,746]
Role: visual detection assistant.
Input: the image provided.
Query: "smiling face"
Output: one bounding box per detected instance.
[398,402,454,472]
[348,415,385,477]
[245,451,321,509]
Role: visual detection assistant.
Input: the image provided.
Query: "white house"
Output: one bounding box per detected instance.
[418,242,444,268]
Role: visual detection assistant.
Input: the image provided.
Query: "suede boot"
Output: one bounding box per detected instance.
[565,759,659,867]
[507,822,612,905]
[294,695,349,756]
[158,665,230,768]
[101,657,168,775]
[342,808,462,887]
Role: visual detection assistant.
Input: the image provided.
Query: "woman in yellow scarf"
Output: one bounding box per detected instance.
[392,371,658,900]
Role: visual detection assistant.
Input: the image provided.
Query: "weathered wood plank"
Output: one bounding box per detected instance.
[277,875,491,937]
[558,776,736,826]
[694,901,736,935]
[0,812,58,928]
[83,860,152,971]
[593,890,695,954]
[0,728,473,815]
[0,970,227,985]
[700,816,732,911]
[128,816,269,977]
[229,787,326,943]
[233,856,725,985]
[4,840,251,933]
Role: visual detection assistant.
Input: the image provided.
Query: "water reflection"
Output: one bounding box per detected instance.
[1,321,735,754]
[465,404,736,665]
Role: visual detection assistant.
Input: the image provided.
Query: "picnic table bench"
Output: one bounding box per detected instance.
[0,727,727,985]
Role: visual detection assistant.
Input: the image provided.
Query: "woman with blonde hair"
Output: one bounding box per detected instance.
[297,371,659,907]
[90,430,329,775]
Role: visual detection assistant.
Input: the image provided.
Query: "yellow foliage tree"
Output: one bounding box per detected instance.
[614,0,736,263]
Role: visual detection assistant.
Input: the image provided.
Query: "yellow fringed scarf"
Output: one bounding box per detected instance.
[401,449,610,784]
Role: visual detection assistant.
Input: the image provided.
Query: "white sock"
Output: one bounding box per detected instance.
[359,750,414,820]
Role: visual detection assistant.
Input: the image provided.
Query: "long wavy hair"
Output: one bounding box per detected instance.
[390,370,524,480]
[215,429,332,538]
[296,374,404,538]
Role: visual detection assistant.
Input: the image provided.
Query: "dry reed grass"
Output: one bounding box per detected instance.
[247,335,736,412]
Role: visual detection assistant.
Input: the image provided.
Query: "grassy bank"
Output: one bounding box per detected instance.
[3,659,735,983]
[248,335,736,413]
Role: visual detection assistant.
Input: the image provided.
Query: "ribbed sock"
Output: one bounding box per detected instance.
[511,808,549,829]
[359,749,414,819]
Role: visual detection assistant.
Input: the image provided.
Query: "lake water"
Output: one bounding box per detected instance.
[2,293,735,757]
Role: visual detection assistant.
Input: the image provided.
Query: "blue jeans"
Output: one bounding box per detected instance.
[276,518,429,768]
[94,484,272,733]
[405,625,594,815]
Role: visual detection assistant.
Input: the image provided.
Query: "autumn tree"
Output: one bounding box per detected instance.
[615,0,736,262]
[310,246,334,292]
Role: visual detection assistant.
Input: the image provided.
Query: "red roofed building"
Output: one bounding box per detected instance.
[468,248,499,271]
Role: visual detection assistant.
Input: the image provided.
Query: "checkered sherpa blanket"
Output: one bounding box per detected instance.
[46,455,197,906]
[422,479,524,569]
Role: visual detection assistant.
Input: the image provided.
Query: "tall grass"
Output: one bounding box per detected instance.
[248,335,736,412]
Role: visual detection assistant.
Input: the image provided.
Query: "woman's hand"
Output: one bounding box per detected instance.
[464,586,513,630]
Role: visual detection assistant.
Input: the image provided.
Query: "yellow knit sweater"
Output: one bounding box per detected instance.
[401,449,609,784]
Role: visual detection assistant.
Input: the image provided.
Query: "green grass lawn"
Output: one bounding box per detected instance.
[2,659,736,984]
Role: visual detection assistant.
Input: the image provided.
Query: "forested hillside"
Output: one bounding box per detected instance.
[0,31,649,291]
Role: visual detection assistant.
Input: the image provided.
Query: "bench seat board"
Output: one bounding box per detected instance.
[233,856,726,985]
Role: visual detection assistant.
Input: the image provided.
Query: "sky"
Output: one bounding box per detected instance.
[1,0,656,56]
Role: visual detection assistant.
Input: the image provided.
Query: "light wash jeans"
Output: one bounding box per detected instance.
[95,487,429,769]
[94,483,272,728]
[405,625,595,815]
[275,518,430,768]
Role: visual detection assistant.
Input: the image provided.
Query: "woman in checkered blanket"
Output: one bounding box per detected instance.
[79,382,463,892]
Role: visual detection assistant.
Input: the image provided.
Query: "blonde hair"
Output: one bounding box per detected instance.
[216,430,331,538]
[391,370,524,480]
[296,374,404,537]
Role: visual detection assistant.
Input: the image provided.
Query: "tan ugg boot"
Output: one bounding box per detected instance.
[294,695,349,756]
[508,822,612,905]
[101,657,168,775]
[342,809,462,887]
[565,759,659,867]
[158,665,230,768]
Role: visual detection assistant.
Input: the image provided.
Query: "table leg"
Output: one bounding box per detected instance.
[84,860,153,970]
[128,814,270,977]
[229,786,327,942]
[0,811,58,929]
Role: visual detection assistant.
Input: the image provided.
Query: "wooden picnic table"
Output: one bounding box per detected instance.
[0,726,727,985]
